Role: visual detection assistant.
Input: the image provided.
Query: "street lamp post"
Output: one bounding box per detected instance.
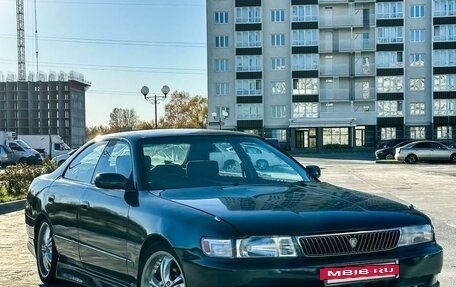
[212,110,228,130]
[141,85,170,129]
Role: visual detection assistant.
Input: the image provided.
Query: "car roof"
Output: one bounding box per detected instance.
[97,129,257,142]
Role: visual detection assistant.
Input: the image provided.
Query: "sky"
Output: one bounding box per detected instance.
[0,0,207,126]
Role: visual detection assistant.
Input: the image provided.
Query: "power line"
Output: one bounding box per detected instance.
[0,33,206,48]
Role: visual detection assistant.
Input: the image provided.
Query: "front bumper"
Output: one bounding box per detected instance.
[180,242,442,287]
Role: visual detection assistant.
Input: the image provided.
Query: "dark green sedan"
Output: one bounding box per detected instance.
[25,129,442,287]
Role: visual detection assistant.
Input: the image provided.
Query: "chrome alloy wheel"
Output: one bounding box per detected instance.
[37,222,54,279]
[141,251,186,287]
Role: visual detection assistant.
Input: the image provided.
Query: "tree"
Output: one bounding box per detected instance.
[109,108,139,132]
[135,120,154,130]
[160,91,208,128]
[86,125,110,141]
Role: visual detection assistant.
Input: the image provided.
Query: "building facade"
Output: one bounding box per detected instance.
[0,71,90,147]
[207,0,456,150]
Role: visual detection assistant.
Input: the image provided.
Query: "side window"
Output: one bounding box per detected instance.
[64,141,108,183]
[92,140,132,180]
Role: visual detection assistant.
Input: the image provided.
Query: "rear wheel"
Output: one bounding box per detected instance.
[36,220,57,284]
[138,243,186,287]
[256,159,269,170]
[223,160,240,172]
[405,154,418,164]
[385,154,394,160]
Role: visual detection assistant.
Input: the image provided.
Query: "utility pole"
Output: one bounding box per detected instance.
[16,0,26,81]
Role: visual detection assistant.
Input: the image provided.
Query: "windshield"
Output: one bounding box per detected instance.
[140,135,314,190]
[15,140,32,149]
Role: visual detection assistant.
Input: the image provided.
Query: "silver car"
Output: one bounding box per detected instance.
[395,140,456,164]
[0,145,14,167]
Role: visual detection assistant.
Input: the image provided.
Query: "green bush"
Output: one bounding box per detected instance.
[0,159,57,200]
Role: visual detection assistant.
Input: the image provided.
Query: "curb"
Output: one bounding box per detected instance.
[0,199,26,215]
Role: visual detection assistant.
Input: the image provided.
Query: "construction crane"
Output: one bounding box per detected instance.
[16,0,26,81]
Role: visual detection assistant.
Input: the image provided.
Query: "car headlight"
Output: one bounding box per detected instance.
[398,224,434,247]
[201,236,298,258]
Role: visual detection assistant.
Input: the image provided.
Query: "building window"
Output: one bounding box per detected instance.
[409,78,425,91]
[292,30,318,46]
[215,83,230,96]
[378,101,403,117]
[410,102,425,115]
[236,79,262,96]
[410,127,426,139]
[410,53,425,67]
[215,11,228,24]
[381,127,397,140]
[433,49,456,66]
[237,103,263,120]
[215,35,229,48]
[271,57,286,70]
[293,78,318,95]
[433,74,456,91]
[236,55,262,72]
[271,34,285,46]
[215,106,230,119]
[376,51,403,68]
[434,0,456,17]
[323,128,349,146]
[377,27,403,43]
[434,25,456,42]
[356,126,366,147]
[293,103,319,118]
[271,82,287,95]
[377,76,403,93]
[291,5,318,22]
[271,105,287,118]
[376,2,404,19]
[434,99,456,116]
[410,29,425,42]
[437,126,452,139]
[292,54,318,70]
[410,5,425,18]
[271,9,285,22]
[236,7,261,23]
[215,59,229,72]
[271,129,287,142]
[236,31,261,48]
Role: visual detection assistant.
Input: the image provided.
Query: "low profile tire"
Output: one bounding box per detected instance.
[36,220,57,284]
[385,154,394,160]
[450,153,456,163]
[256,159,269,170]
[138,243,186,287]
[405,154,418,164]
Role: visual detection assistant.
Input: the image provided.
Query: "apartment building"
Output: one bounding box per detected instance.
[0,71,90,147]
[207,0,456,150]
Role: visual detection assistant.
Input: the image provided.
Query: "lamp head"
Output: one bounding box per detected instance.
[140,86,149,98]
[161,85,170,97]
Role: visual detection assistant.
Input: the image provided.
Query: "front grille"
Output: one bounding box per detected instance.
[299,229,400,257]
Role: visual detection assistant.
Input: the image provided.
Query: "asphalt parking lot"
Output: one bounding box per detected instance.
[0,156,454,286]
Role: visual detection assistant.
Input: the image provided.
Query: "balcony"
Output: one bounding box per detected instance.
[320,88,350,102]
[320,13,375,28]
[319,0,375,3]
[320,38,375,53]
[319,111,377,125]
[354,88,375,101]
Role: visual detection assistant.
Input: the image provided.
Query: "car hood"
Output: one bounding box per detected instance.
[158,183,430,235]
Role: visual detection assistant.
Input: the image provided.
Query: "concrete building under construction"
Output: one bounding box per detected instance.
[0,71,91,147]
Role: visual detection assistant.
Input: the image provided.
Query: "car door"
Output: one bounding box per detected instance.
[412,142,431,160]
[46,141,109,266]
[430,142,451,160]
[78,139,132,279]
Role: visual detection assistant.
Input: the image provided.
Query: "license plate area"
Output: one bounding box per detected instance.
[320,261,399,286]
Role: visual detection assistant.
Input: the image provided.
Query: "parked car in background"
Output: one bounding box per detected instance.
[26,129,442,287]
[395,140,456,164]
[0,145,14,167]
[375,139,416,160]
[376,138,413,150]
[51,148,78,166]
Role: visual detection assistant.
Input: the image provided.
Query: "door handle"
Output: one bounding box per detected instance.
[81,201,90,210]
[48,194,55,204]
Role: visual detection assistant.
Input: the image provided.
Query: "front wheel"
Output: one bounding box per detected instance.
[385,153,394,160]
[256,159,269,170]
[450,153,456,163]
[138,243,186,287]
[405,154,418,164]
[36,221,57,284]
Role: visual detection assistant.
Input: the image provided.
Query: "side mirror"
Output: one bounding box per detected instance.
[306,165,321,179]
[94,173,132,191]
